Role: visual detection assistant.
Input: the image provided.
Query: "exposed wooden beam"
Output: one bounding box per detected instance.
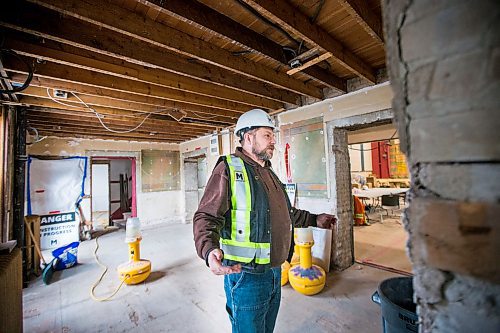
[3,35,285,109]
[34,125,184,143]
[0,56,19,102]
[336,0,384,44]
[241,0,376,83]
[5,58,250,114]
[26,0,323,98]
[23,105,213,134]
[27,113,201,138]
[11,76,241,120]
[0,3,299,105]
[19,96,232,127]
[140,0,346,92]
[17,86,241,122]
[22,104,216,133]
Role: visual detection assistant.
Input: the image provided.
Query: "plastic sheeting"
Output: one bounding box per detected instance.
[27,156,87,249]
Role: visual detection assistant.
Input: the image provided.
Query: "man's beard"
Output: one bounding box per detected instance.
[253,144,274,161]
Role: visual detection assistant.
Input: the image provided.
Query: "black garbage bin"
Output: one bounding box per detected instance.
[372,277,418,333]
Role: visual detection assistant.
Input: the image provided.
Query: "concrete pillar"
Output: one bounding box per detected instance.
[383,0,500,331]
[329,128,353,270]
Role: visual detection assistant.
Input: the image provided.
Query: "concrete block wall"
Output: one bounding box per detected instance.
[383,0,500,331]
[329,128,353,270]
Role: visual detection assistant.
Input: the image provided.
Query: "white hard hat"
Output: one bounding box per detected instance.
[235,109,275,135]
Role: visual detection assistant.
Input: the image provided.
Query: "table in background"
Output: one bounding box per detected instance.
[353,188,409,223]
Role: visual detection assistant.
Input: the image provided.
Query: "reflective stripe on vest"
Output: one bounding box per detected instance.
[220,155,271,264]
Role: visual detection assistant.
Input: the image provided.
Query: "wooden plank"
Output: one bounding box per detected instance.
[3,35,285,108]
[17,87,240,123]
[26,112,210,137]
[36,129,183,143]
[287,52,333,75]
[28,116,199,139]
[0,3,298,105]
[27,0,324,98]
[4,59,250,114]
[26,109,211,136]
[241,0,376,83]
[25,107,210,131]
[25,106,217,132]
[21,97,230,129]
[336,0,384,44]
[11,76,242,120]
[140,0,345,92]
[34,125,186,143]
[30,121,189,139]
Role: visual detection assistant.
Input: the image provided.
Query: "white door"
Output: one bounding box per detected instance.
[91,163,110,229]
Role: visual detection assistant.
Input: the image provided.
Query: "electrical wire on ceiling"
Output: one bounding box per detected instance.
[236,0,300,47]
[26,126,47,144]
[0,49,33,94]
[45,88,189,133]
[70,92,153,134]
[46,88,83,109]
[235,0,325,63]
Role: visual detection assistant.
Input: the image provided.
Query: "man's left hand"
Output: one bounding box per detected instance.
[316,214,337,229]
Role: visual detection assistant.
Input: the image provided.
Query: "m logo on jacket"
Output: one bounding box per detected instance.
[235,171,244,181]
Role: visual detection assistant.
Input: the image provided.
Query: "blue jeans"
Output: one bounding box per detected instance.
[224,267,281,333]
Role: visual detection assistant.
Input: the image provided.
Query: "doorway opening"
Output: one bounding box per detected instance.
[347,122,411,274]
[90,157,136,229]
[183,153,207,223]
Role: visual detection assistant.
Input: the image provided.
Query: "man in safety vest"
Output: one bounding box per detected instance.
[193,108,336,333]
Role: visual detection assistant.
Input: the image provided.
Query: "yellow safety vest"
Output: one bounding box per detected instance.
[220,155,271,265]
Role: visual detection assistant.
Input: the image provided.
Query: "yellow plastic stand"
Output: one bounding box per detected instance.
[288,230,326,296]
[117,239,151,285]
[281,261,291,286]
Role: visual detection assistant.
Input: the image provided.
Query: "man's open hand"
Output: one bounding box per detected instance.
[207,249,241,275]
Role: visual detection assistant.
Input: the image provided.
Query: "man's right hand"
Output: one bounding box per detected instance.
[207,249,241,275]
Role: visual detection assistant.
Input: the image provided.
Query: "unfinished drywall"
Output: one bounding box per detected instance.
[27,137,183,226]
[383,0,500,331]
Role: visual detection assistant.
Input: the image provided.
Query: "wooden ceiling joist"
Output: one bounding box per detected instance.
[18,96,234,127]
[240,0,377,83]
[0,4,300,105]
[140,0,346,92]
[2,36,285,109]
[26,0,324,99]
[17,86,240,123]
[12,77,242,120]
[336,0,384,44]
[0,0,386,142]
[27,114,203,139]
[33,126,184,143]
[5,60,250,114]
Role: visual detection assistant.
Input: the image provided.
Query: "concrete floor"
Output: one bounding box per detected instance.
[24,223,403,333]
[354,208,412,273]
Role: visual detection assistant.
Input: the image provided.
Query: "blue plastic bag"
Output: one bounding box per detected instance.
[51,241,79,270]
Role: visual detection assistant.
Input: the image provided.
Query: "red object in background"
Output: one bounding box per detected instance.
[284,143,292,183]
[371,141,390,179]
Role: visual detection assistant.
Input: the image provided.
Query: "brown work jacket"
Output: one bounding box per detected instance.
[193,147,317,268]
